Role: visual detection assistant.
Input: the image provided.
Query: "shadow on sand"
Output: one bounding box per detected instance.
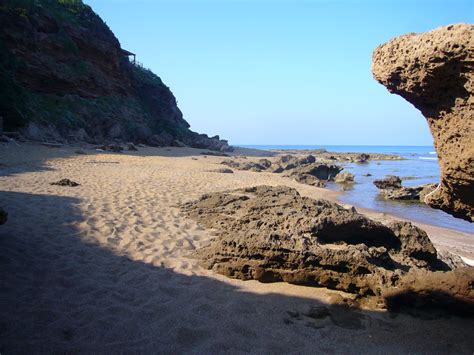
[0,190,473,353]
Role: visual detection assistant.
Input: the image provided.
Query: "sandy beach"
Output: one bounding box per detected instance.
[1,143,473,353]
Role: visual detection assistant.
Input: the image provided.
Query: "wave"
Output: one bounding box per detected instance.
[419,157,437,160]
[429,151,436,155]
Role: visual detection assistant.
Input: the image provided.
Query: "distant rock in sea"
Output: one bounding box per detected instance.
[372,23,474,222]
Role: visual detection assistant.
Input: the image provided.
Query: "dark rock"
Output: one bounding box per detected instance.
[380,186,423,200]
[0,207,7,225]
[355,153,370,163]
[362,173,372,177]
[127,143,138,151]
[221,159,241,169]
[50,179,80,187]
[373,175,402,189]
[148,132,174,147]
[258,159,272,169]
[285,163,342,181]
[240,162,266,172]
[182,186,453,301]
[276,155,316,170]
[75,149,87,155]
[375,182,439,202]
[108,144,123,153]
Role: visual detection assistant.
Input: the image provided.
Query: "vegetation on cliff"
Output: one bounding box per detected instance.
[0,0,229,150]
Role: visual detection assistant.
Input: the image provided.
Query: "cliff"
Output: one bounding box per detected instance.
[0,0,230,151]
[372,24,473,222]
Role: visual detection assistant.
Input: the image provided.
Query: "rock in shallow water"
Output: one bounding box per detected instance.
[181,185,461,304]
[372,24,474,222]
[335,172,355,184]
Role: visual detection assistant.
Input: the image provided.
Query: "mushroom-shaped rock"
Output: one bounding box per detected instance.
[372,24,474,222]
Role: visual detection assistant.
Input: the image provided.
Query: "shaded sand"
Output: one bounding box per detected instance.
[1,143,473,353]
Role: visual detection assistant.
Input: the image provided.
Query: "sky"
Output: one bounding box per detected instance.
[86,0,473,146]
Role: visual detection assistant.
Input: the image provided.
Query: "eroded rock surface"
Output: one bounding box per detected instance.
[372,24,474,221]
[221,155,341,187]
[373,176,439,202]
[182,186,461,304]
[335,172,355,184]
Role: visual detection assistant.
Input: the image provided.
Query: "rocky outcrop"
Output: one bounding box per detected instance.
[181,186,461,305]
[0,207,7,225]
[373,176,439,202]
[0,1,230,151]
[221,155,342,187]
[372,24,474,221]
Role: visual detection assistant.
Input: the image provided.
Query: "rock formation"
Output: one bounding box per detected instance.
[221,155,342,187]
[181,185,468,307]
[373,176,438,202]
[334,172,355,184]
[372,24,474,221]
[0,0,230,151]
[373,176,402,190]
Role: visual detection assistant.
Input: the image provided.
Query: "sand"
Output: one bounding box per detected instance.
[0,143,473,353]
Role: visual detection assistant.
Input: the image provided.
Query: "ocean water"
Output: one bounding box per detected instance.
[238,145,473,234]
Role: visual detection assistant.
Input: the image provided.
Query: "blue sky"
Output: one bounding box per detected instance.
[86,0,473,145]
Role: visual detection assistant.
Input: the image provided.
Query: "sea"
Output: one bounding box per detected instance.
[237,145,474,234]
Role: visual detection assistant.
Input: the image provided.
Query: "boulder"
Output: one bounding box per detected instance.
[182,186,452,301]
[380,186,423,201]
[355,153,370,163]
[258,159,272,169]
[287,163,342,181]
[127,143,138,151]
[372,24,474,221]
[293,174,326,188]
[375,181,439,202]
[50,179,80,187]
[373,175,402,190]
[221,159,241,169]
[335,172,355,184]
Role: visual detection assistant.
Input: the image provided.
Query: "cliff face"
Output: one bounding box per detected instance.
[372,24,474,222]
[0,0,229,150]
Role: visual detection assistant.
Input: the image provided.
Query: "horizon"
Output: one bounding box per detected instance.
[86,0,473,146]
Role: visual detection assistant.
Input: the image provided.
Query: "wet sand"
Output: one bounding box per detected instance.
[0,143,473,353]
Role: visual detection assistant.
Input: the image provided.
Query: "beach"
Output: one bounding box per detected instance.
[1,143,473,353]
